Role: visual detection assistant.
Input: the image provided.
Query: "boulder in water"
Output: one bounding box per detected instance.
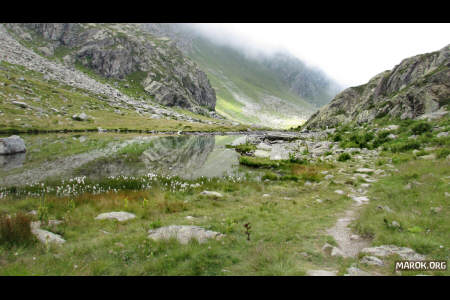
[0,135,26,155]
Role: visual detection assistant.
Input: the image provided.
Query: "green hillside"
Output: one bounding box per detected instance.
[187,37,316,129]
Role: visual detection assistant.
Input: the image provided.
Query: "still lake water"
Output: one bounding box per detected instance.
[0,133,249,187]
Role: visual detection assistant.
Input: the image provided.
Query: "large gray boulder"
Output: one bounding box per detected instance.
[95,211,136,222]
[72,112,89,121]
[148,225,224,244]
[0,135,26,155]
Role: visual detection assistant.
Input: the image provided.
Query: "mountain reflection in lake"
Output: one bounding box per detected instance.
[0,134,244,187]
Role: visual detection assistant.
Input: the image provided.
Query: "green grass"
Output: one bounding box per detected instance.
[0,168,354,275]
[226,142,256,154]
[0,61,248,134]
[1,116,448,275]
[353,159,450,275]
[188,37,314,128]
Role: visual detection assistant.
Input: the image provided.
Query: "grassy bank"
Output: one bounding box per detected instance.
[0,61,249,134]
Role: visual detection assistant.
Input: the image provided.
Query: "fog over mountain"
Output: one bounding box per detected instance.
[142,23,341,128]
[184,23,450,88]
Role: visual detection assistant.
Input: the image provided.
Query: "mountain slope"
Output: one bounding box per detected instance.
[304,45,450,130]
[0,23,245,133]
[4,23,217,115]
[141,23,340,129]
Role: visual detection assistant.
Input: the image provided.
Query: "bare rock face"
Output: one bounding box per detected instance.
[0,135,26,155]
[148,225,224,244]
[6,23,216,113]
[305,45,450,129]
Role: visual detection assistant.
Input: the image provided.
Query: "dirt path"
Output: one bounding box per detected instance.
[326,202,371,258]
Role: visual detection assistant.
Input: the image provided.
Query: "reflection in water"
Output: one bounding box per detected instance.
[77,135,242,180]
[142,135,216,178]
[0,134,245,187]
[0,153,26,171]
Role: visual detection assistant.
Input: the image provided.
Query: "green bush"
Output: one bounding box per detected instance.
[411,122,432,135]
[332,134,342,142]
[337,153,351,161]
[390,140,420,153]
[436,148,450,159]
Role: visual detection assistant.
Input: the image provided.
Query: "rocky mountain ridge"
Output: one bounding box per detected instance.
[4,23,217,115]
[304,45,450,129]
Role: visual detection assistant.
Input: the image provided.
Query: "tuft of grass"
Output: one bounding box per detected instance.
[239,156,280,168]
[0,212,35,247]
[229,143,256,154]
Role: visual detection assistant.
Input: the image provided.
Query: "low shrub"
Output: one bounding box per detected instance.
[390,140,420,153]
[337,153,351,161]
[410,122,432,135]
[436,148,450,159]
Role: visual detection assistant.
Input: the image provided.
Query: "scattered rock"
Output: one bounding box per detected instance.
[12,101,28,108]
[430,207,442,213]
[350,234,361,240]
[256,142,272,151]
[421,154,436,160]
[377,205,393,213]
[384,125,399,131]
[254,149,270,158]
[148,225,224,244]
[361,245,426,260]
[321,243,334,255]
[391,220,401,228]
[30,221,65,245]
[72,112,89,121]
[37,46,54,56]
[356,168,374,173]
[334,190,345,195]
[351,195,369,204]
[95,211,136,222]
[360,256,384,266]
[436,131,448,138]
[200,191,223,198]
[344,267,372,276]
[324,174,334,180]
[331,247,345,257]
[306,270,337,276]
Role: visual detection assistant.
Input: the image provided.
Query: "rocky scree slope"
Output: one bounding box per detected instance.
[4,23,217,116]
[305,45,450,129]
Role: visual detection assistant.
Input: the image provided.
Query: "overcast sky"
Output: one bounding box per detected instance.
[189,23,450,88]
